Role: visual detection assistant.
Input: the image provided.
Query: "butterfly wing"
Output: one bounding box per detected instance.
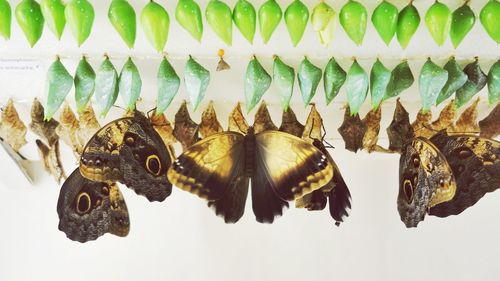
[251,165,289,223]
[428,132,500,217]
[118,116,173,202]
[295,140,352,225]
[80,117,134,182]
[254,131,334,201]
[80,114,173,202]
[57,169,129,243]
[167,132,246,201]
[398,137,456,227]
[208,173,249,224]
[328,172,352,226]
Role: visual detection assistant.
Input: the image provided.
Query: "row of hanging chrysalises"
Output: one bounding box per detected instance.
[0,98,498,242]
[0,0,499,48]
[42,54,500,121]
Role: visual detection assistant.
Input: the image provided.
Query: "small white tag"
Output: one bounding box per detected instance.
[0,59,42,73]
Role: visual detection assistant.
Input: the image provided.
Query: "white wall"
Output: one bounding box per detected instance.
[0,1,499,280]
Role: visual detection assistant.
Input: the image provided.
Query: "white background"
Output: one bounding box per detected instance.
[0,0,499,280]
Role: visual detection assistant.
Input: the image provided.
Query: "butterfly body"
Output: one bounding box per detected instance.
[168,128,333,223]
[57,169,130,243]
[80,112,173,202]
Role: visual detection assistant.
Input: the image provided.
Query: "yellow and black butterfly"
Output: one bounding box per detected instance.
[57,169,130,243]
[167,127,334,223]
[281,106,351,225]
[79,111,174,202]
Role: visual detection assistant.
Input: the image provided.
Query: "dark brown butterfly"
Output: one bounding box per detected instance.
[80,111,173,202]
[398,137,457,227]
[298,139,352,226]
[167,127,334,223]
[428,131,500,217]
[292,105,352,225]
[57,169,129,243]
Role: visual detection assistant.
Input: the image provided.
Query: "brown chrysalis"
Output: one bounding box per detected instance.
[36,139,66,183]
[279,106,304,137]
[199,101,223,138]
[412,109,433,139]
[302,104,322,143]
[56,104,85,156]
[338,106,367,152]
[78,105,101,143]
[361,107,382,152]
[451,98,480,133]
[173,101,199,150]
[228,102,249,134]
[479,103,500,139]
[431,99,456,131]
[29,98,60,146]
[253,102,277,134]
[0,99,27,152]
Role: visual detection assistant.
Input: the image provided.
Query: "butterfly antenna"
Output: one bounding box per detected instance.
[319,121,335,149]
[112,104,126,112]
[146,107,158,119]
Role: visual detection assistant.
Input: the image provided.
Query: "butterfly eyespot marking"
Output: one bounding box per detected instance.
[76,192,91,215]
[412,156,420,168]
[146,155,162,176]
[403,179,414,203]
[125,135,135,146]
[439,178,445,187]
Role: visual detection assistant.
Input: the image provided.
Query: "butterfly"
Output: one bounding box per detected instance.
[167,127,334,223]
[296,139,352,226]
[79,111,173,202]
[397,136,457,228]
[57,169,130,243]
[428,131,500,217]
[291,105,352,225]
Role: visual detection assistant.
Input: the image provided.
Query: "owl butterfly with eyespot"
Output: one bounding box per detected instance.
[57,169,129,243]
[167,125,334,224]
[80,111,173,202]
[428,131,500,217]
[288,105,352,225]
[398,137,457,228]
